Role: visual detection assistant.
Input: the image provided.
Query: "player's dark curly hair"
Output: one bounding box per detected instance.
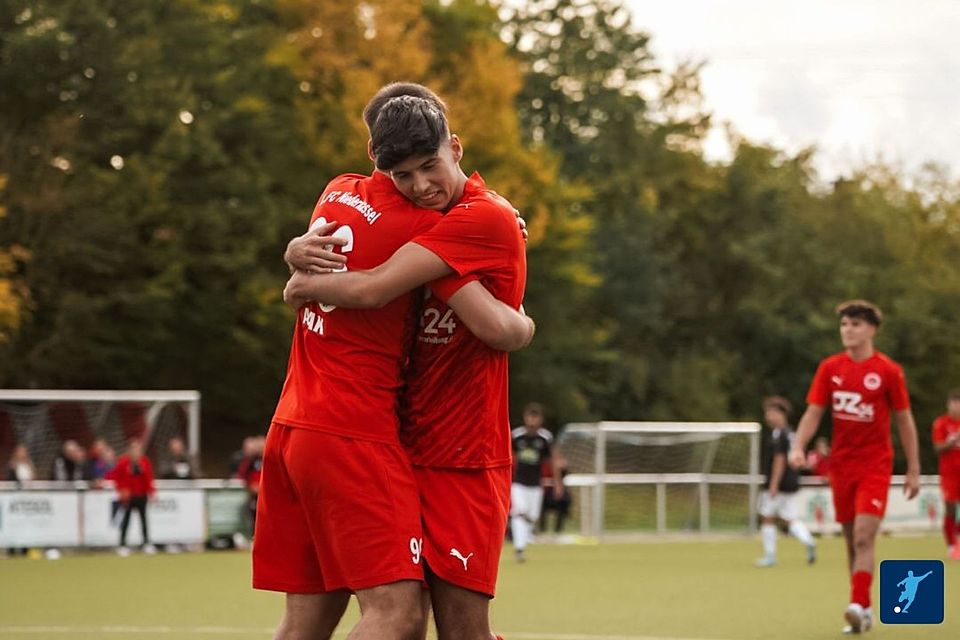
[370,96,449,171]
[363,82,447,131]
[836,299,883,326]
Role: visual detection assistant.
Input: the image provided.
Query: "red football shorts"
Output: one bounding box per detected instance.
[414,466,512,597]
[252,423,424,593]
[940,466,960,503]
[829,470,891,522]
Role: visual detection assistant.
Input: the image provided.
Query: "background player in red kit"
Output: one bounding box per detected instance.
[932,389,960,560]
[255,86,532,640]
[284,96,526,640]
[788,300,920,634]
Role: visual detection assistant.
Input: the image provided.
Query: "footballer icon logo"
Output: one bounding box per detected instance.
[863,372,881,391]
[831,375,843,386]
[879,560,944,624]
[450,548,474,570]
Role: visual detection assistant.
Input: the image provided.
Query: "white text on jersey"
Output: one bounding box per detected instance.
[302,307,324,335]
[320,190,382,225]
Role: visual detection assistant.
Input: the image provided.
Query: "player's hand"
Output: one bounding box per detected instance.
[285,221,348,273]
[903,470,921,500]
[552,485,565,500]
[787,447,806,469]
[283,271,313,310]
[512,208,529,242]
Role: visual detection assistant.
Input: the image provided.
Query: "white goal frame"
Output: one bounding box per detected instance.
[560,421,762,539]
[0,389,201,459]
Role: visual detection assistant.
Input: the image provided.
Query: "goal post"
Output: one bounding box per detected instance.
[557,421,761,539]
[0,389,201,479]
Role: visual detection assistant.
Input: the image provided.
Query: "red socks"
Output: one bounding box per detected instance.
[851,570,872,608]
[945,515,958,547]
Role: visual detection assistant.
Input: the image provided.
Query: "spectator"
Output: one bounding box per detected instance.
[806,436,831,477]
[113,439,157,555]
[227,436,256,478]
[50,439,86,481]
[236,435,264,534]
[539,451,572,534]
[159,436,197,480]
[86,439,116,488]
[7,444,37,485]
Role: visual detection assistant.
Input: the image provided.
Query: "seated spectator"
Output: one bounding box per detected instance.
[7,444,37,485]
[50,439,86,481]
[159,436,198,479]
[86,439,116,488]
[805,436,831,477]
[228,436,256,478]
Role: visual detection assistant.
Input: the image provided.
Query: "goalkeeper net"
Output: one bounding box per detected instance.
[0,389,200,480]
[557,422,761,539]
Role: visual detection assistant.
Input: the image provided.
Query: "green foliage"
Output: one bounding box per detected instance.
[1,0,959,473]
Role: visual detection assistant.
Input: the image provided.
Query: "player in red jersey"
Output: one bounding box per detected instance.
[932,389,960,560]
[254,86,532,640]
[284,95,526,640]
[788,300,920,634]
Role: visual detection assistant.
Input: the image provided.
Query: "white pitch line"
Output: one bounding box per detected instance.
[0,627,728,640]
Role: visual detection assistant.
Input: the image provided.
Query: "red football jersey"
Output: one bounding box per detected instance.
[272,172,439,443]
[400,173,526,468]
[806,351,910,474]
[933,415,960,471]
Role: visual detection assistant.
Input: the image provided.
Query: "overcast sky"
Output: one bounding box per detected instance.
[625,0,960,179]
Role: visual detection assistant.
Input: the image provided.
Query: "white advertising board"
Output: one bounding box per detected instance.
[796,483,944,535]
[81,490,206,546]
[0,491,80,547]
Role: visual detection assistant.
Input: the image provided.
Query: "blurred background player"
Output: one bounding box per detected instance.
[511,402,563,562]
[932,389,960,560]
[754,396,815,567]
[789,300,920,634]
[113,438,157,556]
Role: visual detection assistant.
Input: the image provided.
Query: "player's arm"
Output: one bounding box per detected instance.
[284,242,453,309]
[549,450,565,499]
[789,404,824,469]
[933,426,960,454]
[768,452,786,498]
[894,409,921,499]
[446,283,534,352]
[284,220,347,274]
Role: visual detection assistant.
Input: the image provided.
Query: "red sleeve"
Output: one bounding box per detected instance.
[429,274,479,303]
[887,363,911,411]
[806,359,831,406]
[412,201,518,278]
[932,417,946,445]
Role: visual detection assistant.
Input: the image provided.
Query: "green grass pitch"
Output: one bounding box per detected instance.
[0,535,957,639]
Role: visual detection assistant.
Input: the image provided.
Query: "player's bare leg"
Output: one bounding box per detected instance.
[850,514,881,574]
[418,589,432,640]
[841,515,881,633]
[427,570,497,640]
[349,580,424,640]
[275,591,350,640]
